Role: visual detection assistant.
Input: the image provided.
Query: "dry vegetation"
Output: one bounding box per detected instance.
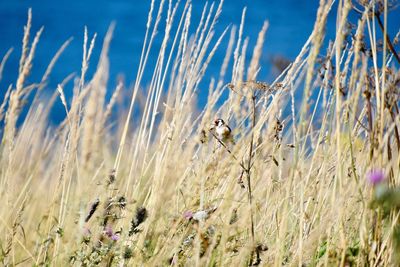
[1,0,400,266]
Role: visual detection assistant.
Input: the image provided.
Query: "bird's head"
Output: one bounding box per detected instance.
[214,118,225,127]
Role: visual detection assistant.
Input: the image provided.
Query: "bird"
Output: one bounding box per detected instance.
[211,118,235,144]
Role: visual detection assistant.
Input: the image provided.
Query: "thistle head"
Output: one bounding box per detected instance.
[367,169,385,186]
[183,210,193,220]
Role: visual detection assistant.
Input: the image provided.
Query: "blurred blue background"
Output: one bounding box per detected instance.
[0,0,399,122]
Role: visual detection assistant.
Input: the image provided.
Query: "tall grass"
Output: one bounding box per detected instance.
[0,0,400,266]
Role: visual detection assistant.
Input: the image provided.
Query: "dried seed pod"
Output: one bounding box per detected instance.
[85,198,100,223]
[129,206,148,236]
[107,169,116,185]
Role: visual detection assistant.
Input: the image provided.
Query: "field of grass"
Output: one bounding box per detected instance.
[1,0,400,266]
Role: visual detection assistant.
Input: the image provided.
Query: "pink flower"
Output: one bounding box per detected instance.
[104,226,113,237]
[367,169,385,186]
[111,234,120,241]
[183,211,193,220]
[103,226,120,241]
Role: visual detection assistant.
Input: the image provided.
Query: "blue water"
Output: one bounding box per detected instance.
[0,0,399,122]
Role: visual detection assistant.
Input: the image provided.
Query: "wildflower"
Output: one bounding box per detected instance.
[367,169,385,186]
[111,233,120,241]
[183,210,193,220]
[104,226,113,237]
[103,226,120,241]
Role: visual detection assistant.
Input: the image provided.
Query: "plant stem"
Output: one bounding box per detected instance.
[246,91,256,265]
[208,130,247,172]
[374,12,400,64]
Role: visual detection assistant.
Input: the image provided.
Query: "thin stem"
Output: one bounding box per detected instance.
[208,130,247,172]
[374,12,400,64]
[246,92,256,265]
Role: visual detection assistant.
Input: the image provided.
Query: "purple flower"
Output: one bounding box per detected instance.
[183,211,193,220]
[104,226,113,237]
[103,226,120,241]
[111,234,120,241]
[367,169,385,185]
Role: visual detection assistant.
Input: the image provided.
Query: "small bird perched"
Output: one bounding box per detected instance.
[211,118,235,144]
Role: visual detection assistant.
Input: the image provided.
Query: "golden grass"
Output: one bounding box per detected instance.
[0,0,400,266]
